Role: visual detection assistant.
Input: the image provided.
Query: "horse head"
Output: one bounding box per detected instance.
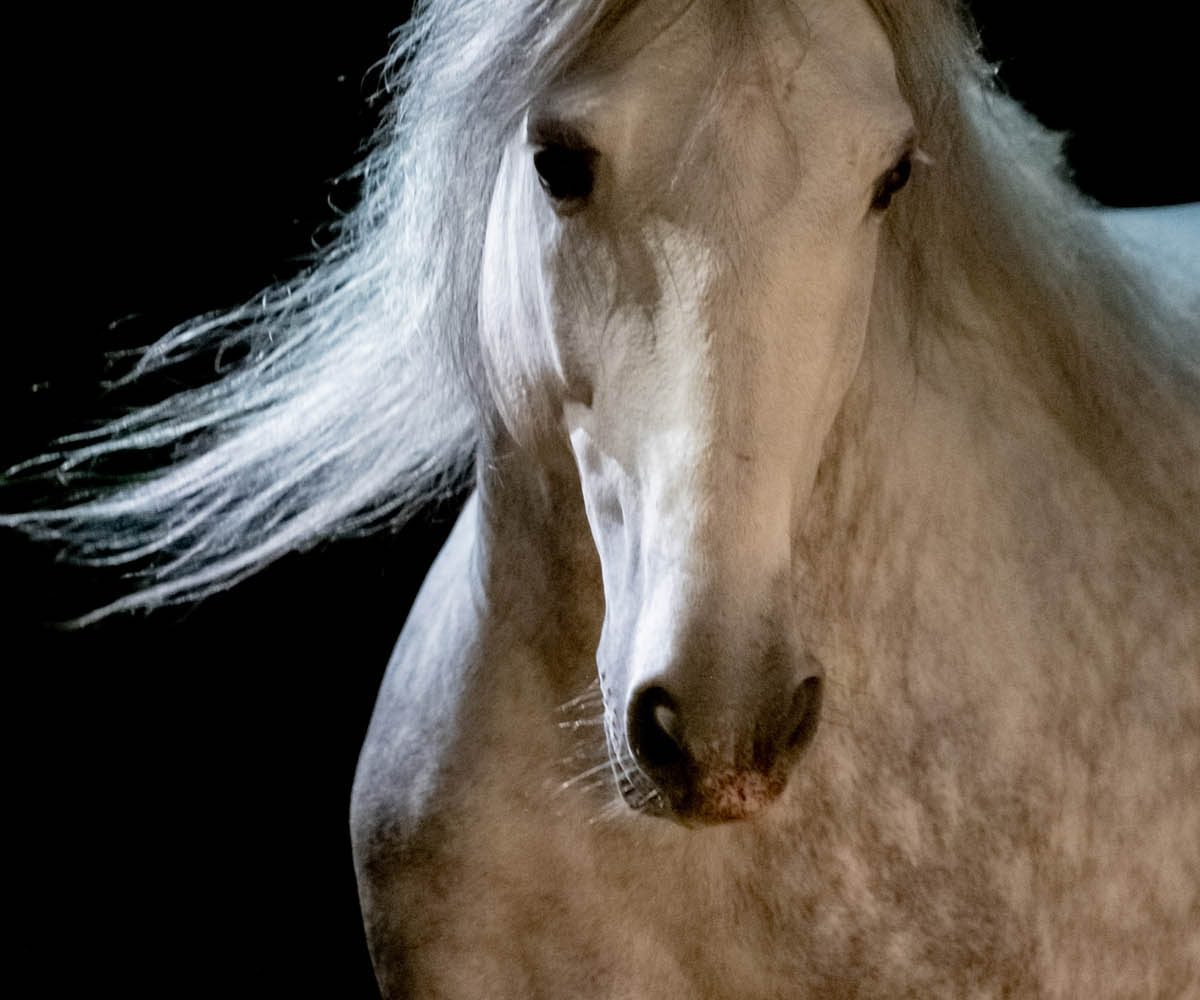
[479,0,915,825]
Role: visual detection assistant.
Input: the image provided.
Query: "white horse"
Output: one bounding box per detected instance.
[5,0,1198,996]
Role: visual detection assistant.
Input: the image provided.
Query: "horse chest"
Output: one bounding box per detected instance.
[364,682,1024,996]
[355,499,1198,996]
[360,644,1197,998]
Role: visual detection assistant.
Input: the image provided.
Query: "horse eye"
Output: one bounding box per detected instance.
[533,143,596,207]
[871,153,913,212]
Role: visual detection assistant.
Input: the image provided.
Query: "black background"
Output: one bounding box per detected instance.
[5,5,1196,997]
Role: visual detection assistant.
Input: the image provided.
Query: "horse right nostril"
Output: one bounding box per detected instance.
[628,685,688,778]
[785,675,823,753]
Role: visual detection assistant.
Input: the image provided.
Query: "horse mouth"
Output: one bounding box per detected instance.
[615,760,793,826]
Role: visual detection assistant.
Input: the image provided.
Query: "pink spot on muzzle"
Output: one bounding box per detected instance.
[694,769,786,823]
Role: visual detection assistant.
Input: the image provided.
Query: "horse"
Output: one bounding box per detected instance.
[4,0,1198,995]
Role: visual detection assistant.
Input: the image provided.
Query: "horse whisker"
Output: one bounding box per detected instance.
[557,716,606,730]
[559,760,614,791]
[557,683,603,714]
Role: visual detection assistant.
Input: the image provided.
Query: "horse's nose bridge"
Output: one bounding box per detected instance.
[625,552,806,722]
[637,432,796,599]
[675,570,799,684]
[625,421,799,658]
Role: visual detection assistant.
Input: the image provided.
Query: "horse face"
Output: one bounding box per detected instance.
[480,0,914,824]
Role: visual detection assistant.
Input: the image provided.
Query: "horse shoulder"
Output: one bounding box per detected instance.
[351,495,592,996]
[353,492,485,823]
[350,494,494,987]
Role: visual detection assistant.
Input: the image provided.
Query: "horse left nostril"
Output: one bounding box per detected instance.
[785,675,824,752]
[628,685,688,779]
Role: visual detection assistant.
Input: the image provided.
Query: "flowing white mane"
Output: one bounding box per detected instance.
[4,0,1198,617]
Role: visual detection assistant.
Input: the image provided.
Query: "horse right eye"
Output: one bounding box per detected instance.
[533,144,596,208]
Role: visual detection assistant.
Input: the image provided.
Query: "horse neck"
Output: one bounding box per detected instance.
[472,428,606,686]
[798,289,1200,717]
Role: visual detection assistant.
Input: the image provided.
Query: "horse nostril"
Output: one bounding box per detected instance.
[628,685,687,777]
[785,675,824,752]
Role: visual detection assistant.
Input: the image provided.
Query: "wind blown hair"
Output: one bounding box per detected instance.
[4,0,1198,617]
[2,0,629,616]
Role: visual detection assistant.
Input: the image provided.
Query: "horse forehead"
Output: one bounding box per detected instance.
[544,0,909,223]
[793,0,903,100]
[562,0,902,116]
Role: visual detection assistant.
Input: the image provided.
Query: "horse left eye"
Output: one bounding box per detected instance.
[871,154,913,212]
[533,143,596,207]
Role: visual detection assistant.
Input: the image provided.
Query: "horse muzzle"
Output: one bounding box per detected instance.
[620,658,824,826]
